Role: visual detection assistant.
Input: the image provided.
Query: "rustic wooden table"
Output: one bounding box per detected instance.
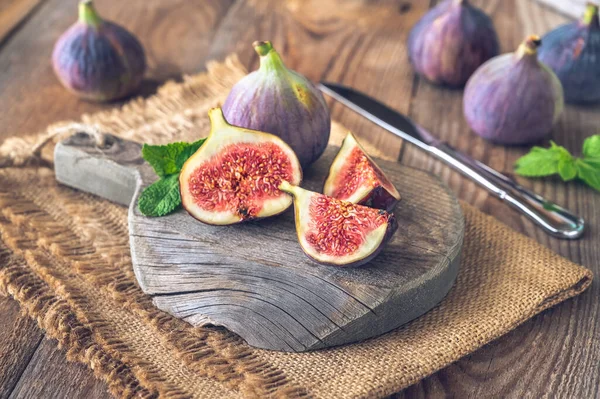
[0,0,598,398]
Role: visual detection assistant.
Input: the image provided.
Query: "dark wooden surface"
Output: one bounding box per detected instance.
[0,0,598,397]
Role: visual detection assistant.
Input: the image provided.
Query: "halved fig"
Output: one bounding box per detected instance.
[180,108,302,225]
[279,181,397,267]
[324,132,400,212]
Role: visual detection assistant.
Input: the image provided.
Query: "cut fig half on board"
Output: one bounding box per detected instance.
[180,108,302,225]
[324,132,401,212]
[279,181,397,267]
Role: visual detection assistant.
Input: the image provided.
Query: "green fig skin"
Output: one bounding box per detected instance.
[222,41,331,167]
[463,36,564,145]
[52,0,146,102]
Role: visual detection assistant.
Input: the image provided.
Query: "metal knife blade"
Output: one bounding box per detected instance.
[318,82,585,239]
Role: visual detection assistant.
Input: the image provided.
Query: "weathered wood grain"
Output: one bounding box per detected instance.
[0,298,43,399]
[0,0,599,396]
[7,337,112,399]
[54,133,464,352]
[0,0,44,45]
[398,0,600,397]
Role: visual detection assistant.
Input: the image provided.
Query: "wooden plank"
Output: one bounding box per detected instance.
[0,0,44,46]
[206,0,428,161]
[0,0,236,142]
[0,0,236,396]
[8,338,111,399]
[0,297,43,399]
[536,0,584,19]
[54,134,464,352]
[399,0,600,397]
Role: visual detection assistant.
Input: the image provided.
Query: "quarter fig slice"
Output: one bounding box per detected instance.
[324,132,401,212]
[179,108,302,225]
[279,181,398,268]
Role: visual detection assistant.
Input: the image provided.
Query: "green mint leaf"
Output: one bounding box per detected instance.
[175,139,205,170]
[138,174,181,217]
[142,139,205,177]
[583,135,600,159]
[514,146,561,177]
[576,159,600,192]
[558,158,577,181]
[550,141,573,162]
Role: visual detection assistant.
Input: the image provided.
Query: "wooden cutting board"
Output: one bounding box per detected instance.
[54,132,464,352]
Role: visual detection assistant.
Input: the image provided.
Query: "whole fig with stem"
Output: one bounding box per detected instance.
[408,0,500,87]
[538,2,600,104]
[223,41,331,167]
[52,0,146,101]
[463,35,564,145]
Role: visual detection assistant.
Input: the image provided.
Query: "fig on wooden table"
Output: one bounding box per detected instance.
[179,108,302,225]
[538,2,600,104]
[279,182,397,268]
[463,35,564,145]
[323,132,400,212]
[52,0,146,101]
[223,41,331,167]
[408,0,499,87]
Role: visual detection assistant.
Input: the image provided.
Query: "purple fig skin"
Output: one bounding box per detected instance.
[408,0,499,87]
[538,3,600,104]
[52,0,146,102]
[222,41,331,167]
[463,36,564,145]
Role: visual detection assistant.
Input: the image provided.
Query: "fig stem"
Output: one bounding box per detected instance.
[582,3,599,26]
[278,181,296,195]
[207,108,230,130]
[79,0,102,28]
[253,41,287,73]
[516,35,541,59]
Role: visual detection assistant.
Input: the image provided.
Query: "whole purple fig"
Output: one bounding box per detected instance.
[222,41,330,167]
[408,0,499,87]
[52,0,146,102]
[538,3,600,104]
[464,35,564,145]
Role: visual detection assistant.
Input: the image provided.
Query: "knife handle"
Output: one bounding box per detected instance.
[432,142,585,239]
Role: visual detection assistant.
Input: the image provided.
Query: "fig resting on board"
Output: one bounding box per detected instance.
[279,181,398,268]
[324,132,400,212]
[223,41,331,167]
[179,108,302,225]
[52,0,146,102]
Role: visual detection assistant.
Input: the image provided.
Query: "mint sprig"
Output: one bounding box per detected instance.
[138,139,205,216]
[515,135,600,192]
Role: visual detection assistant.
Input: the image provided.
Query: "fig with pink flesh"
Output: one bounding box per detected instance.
[279,181,397,267]
[323,132,400,212]
[223,41,330,167]
[52,0,146,101]
[179,108,302,225]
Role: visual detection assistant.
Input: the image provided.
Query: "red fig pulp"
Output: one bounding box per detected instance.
[408,0,499,87]
[180,108,302,225]
[52,0,146,101]
[223,41,331,167]
[280,182,397,267]
[538,3,600,104]
[463,35,564,145]
[324,132,400,212]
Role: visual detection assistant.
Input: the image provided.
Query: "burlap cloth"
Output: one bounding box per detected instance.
[0,56,593,399]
